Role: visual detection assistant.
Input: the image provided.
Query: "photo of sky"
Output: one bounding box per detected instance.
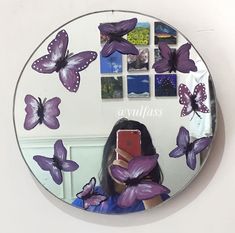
[127,75,150,98]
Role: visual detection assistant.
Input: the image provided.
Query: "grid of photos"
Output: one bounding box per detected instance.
[99,20,177,99]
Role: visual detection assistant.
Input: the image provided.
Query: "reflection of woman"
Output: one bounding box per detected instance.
[72,118,169,213]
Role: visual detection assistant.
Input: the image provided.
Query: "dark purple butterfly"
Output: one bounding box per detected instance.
[76,177,107,210]
[152,42,197,73]
[98,18,139,57]
[179,83,210,119]
[32,29,97,92]
[24,94,61,130]
[169,127,212,170]
[110,155,170,208]
[33,140,79,185]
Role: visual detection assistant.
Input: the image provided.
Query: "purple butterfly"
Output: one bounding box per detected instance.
[152,42,197,73]
[32,29,97,92]
[110,155,170,208]
[76,177,107,210]
[24,94,61,130]
[169,127,212,170]
[98,18,139,57]
[33,140,79,185]
[178,83,210,119]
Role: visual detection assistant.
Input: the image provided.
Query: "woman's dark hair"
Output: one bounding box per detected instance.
[99,118,164,196]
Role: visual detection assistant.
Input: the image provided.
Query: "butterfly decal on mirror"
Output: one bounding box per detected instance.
[76,177,107,210]
[24,94,61,130]
[169,127,212,170]
[152,42,197,73]
[110,155,170,208]
[127,48,149,71]
[33,140,79,185]
[178,83,210,119]
[32,29,97,92]
[99,18,139,57]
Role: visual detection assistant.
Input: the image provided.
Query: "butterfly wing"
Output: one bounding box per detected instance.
[83,195,107,210]
[177,127,190,148]
[169,127,189,158]
[58,51,97,92]
[32,30,68,73]
[186,137,212,170]
[31,55,57,74]
[110,165,130,183]
[98,18,137,37]
[136,181,170,201]
[33,155,63,185]
[101,38,138,57]
[152,42,172,73]
[128,155,158,180]
[175,43,197,73]
[42,97,61,129]
[192,137,212,155]
[53,139,67,162]
[24,95,40,130]
[117,186,137,208]
[76,177,96,199]
[115,18,137,36]
[178,84,193,116]
[61,160,79,172]
[193,83,210,113]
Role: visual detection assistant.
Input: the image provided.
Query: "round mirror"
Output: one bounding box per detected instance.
[13,10,217,214]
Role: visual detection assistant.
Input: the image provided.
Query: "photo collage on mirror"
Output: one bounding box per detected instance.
[100,21,177,99]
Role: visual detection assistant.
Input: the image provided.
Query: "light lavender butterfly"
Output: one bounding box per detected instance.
[110,155,170,208]
[33,140,79,185]
[76,177,107,210]
[24,94,61,130]
[32,29,97,92]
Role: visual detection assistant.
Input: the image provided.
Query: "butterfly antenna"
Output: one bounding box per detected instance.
[190,112,195,121]
[195,112,202,119]
[38,97,42,104]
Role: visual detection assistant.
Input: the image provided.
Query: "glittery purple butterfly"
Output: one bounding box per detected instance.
[32,29,97,92]
[76,177,107,210]
[99,18,139,57]
[179,83,210,119]
[152,42,197,73]
[24,94,61,130]
[110,155,170,208]
[33,140,79,185]
[169,127,212,170]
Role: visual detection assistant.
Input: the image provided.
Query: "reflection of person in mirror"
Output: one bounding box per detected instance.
[72,118,170,213]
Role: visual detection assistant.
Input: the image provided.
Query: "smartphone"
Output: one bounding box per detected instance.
[116,129,141,161]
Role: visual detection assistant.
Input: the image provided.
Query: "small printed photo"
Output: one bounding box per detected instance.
[155,74,177,97]
[154,48,176,62]
[127,75,150,98]
[154,22,177,44]
[127,48,149,71]
[127,22,150,45]
[100,51,122,74]
[101,76,123,99]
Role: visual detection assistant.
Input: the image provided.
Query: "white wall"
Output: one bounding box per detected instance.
[0,0,234,233]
